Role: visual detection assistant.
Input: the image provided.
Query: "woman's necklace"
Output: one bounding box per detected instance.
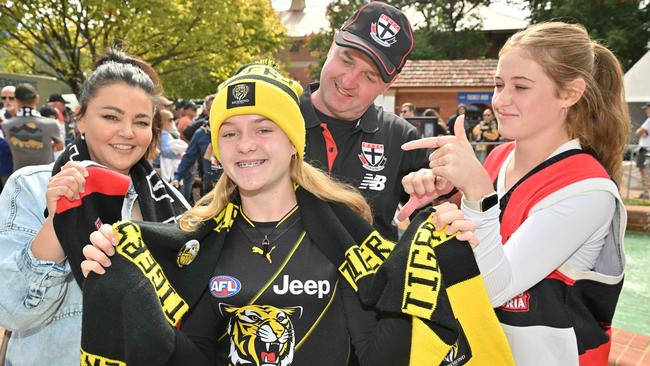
[235,205,300,263]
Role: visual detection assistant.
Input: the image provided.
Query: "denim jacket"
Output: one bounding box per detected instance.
[0,164,82,366]
[0,164,188,365]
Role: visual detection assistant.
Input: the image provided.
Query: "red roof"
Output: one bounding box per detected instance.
[391,59,498,88]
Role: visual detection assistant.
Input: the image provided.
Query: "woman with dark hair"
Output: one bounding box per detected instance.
[402,22,629,365]
[0,49,189,365]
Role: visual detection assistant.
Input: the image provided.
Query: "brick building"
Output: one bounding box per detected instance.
[276,0,328,87]
[387,59,498,121]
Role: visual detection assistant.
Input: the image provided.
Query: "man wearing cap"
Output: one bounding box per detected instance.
[300,1,428,242]
[636,102,650,199]
[3,84,63,171]
[47,93,67,122]
[47,93,70,145]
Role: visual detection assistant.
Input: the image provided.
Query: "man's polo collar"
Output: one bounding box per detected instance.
[301,83,379,133]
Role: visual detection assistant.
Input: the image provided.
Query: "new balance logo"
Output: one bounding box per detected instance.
[358,174,386,191]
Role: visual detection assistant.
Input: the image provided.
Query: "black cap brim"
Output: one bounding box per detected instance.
[335,31,397,83]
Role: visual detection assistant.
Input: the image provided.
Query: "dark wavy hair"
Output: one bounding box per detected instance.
[78,48,161,117]
[78,48,163,159]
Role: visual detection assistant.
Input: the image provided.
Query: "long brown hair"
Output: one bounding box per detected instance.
[179,159,372,232]
[501,22,630,184]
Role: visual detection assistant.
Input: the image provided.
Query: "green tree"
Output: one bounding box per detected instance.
[306,0,365,80]
[523,0,650,70]
[390,0,492,60]
[0,0,285,98]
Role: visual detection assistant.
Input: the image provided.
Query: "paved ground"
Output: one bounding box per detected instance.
[610,328,650,365]
[2,326,648,364]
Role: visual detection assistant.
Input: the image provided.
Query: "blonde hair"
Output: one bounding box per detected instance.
[179,159,372,231]
[500,22,630,185]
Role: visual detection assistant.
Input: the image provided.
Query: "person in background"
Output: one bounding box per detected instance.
[0,86,15,191]
[177,101,198,142]
[47,94,69,145]
[0,86,18,122]
[400,102,416,118]
[0,48,189,366]
[423,108,449,136]
[635,102,650,199]
[447,103,466,132]
[38,106,59,120]
[171,110,221,198]
[47,94,67,123]
[471,107,500,162]
[3,84,63,171]
[159,109,186,182]
[183,94,215,142]
[401,22,629,365]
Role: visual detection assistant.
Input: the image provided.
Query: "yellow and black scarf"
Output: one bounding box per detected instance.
[72,183,512,365]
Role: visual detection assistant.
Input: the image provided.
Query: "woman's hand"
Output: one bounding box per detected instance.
[433,202,479,248]
[396,169,453,221]
[45,161,89,217]
[81,224,119,277]
[402,115,493,201]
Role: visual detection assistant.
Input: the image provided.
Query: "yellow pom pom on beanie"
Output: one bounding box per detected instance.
[210,63,305,160]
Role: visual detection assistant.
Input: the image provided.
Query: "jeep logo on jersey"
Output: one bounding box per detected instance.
[273,275,331,299]
[210,275,242,298]
[370,14,401,47]
[359,142,386,171]
[227,82,255,108]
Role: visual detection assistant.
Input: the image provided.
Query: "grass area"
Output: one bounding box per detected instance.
[623,198,650,206]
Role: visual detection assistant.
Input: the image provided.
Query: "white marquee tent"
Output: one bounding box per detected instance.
[625,50,650,103]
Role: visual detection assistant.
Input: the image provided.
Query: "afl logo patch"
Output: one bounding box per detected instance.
[210,275,242,298]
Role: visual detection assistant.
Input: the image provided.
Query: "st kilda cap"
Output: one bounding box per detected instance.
[335,1,414,83]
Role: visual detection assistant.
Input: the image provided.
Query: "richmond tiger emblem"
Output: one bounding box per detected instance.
[219,304,302,366]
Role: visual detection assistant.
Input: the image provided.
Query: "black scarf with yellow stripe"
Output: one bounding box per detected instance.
[73,185,512,365]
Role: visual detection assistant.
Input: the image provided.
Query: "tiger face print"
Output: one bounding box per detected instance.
[220,304,302,366]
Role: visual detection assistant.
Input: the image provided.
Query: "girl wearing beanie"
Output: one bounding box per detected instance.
[77,63,513,365]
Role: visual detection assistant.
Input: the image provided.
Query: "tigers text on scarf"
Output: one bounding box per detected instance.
[67,173,512,365]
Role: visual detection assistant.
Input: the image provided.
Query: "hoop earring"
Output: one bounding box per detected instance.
[291,153,297,161]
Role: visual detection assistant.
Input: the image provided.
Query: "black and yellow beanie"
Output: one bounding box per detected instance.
[210,62,305,160]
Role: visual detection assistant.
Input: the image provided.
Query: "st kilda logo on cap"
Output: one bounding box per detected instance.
[227,82,255,109]
[370,14,401,47]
